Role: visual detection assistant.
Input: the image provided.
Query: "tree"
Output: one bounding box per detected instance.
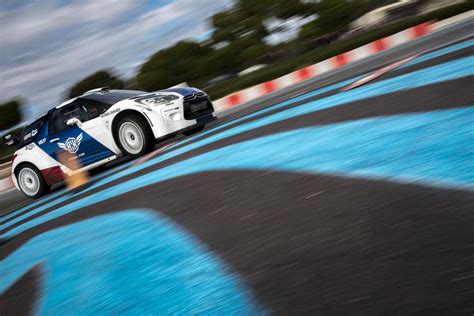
[136,0,378,91]
[211,0,319,42]
[137,41,213,91]
[0,100,22,130]
[208,0,319,72]
[68,70,124,98]
[316,0,359,32]
[298,0,369,40]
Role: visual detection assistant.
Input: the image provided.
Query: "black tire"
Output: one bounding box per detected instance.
[183,125,205,136]
[15,163,50,199]
[115,114,155,157]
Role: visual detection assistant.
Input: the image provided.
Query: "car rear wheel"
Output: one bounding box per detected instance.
[17,164,50,199]
[116,115,154,157]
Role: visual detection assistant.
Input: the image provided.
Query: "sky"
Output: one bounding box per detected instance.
[0,0,233,122]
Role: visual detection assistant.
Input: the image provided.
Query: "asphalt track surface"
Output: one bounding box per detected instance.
[1,22,473,315]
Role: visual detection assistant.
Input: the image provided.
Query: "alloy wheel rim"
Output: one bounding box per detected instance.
[119,121,145,155]
[19,167,40,196]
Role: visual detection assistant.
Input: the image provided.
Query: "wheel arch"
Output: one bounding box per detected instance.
[13,161,40,178]
[111,109,154,144]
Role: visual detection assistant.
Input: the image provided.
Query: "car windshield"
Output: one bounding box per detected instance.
[83,90,145,106]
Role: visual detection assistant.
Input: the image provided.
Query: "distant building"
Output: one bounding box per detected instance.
[350,0,419,31]
[418,0,467,13]
[350,0,467,31]
[238,64,267,77]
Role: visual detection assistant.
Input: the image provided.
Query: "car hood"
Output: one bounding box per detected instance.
[157,88,198,97]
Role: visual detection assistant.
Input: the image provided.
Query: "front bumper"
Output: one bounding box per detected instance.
[182,95,214,120]
[195,113,217,125]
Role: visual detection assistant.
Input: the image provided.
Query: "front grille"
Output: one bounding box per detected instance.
[183,91,207,102]
[183,94,214,120]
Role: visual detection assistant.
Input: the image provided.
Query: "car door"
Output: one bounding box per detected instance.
[76,98,120,156]
[41,101,114,171]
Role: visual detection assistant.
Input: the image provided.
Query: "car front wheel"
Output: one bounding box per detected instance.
[116,115,154,157]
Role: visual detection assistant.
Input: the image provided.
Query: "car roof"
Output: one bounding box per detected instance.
[81,89,146,104]
[55,89,146,109]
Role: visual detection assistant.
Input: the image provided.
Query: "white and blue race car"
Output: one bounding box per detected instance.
[3,87,215,198]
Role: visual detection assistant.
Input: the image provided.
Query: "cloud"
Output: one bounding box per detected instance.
[0,0,140,68]
[0,0,232,120]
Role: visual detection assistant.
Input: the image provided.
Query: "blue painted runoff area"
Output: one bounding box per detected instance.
[0,157,133,224]
[3,106,473,239]
[2,56,473,233]
[2,38,471,224]
[177,37,474,148]
[400,38,474,69]
[1,190,68,224]
[69,55,474,194]
[1,210,263,315]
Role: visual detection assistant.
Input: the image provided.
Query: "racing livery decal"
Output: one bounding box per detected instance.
[57,133,83,154]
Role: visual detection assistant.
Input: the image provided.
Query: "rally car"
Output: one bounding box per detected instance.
[2,87,215,198]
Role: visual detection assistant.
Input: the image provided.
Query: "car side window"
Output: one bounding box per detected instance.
[78,99,110,120]
[49,102,88,134]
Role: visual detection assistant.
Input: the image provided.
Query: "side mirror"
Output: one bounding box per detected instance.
[66,117,82,127]
[2,133,19,147]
